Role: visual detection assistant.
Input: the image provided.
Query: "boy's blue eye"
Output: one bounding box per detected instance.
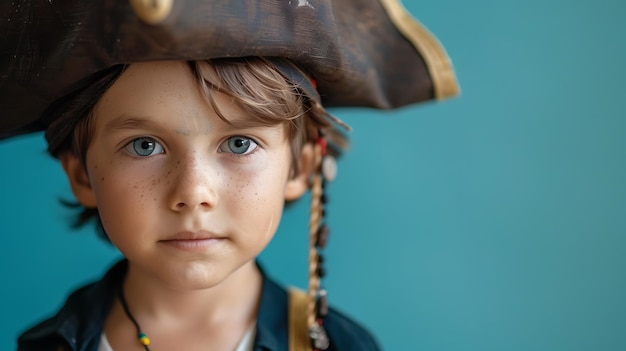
[219,136,258,155]
[124,137,164,157]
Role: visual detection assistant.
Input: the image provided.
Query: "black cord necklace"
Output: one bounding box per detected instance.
[118,285,151,351]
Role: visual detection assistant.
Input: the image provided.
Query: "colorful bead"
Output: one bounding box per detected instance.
[316,225,329,248]
[309,323,330,350]
[321,155,337,182]
[317,266,326,278]
[138,333,150,346]
[317,290,329,317]
[317,137,327,156]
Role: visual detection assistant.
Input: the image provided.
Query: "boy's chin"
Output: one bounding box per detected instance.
[149,258,258,292]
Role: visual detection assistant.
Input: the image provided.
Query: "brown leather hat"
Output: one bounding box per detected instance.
[0,0,459,140]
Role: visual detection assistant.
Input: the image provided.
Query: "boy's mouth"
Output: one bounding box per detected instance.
[163,230,223,240]
[159,231,225,251]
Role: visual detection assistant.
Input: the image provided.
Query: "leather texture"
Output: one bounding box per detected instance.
[0,0,458,139]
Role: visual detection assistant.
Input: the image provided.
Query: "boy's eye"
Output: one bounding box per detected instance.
[124,137,164,157]
[219,136,258,155]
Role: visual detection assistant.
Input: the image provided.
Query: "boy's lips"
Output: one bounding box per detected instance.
[159,231,226,251]
[162,230,224,241]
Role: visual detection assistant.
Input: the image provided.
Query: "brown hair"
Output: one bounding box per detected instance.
[45,57,346,240]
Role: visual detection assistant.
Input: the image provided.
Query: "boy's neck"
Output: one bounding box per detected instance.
[121,260,262,326]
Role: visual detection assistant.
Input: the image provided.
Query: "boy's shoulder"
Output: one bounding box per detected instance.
[18,260,380,351]
[258,267,381,351]
[17,261,124,351]
[324,306,381,351]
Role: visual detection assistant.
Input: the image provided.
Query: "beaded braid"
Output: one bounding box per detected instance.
[307,136,335,351]
[307,151,322,327]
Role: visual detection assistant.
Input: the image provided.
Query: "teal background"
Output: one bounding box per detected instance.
[1,0,625,350]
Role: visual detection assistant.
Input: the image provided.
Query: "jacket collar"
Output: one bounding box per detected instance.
[18,259,289,351]
[252,264,289,350]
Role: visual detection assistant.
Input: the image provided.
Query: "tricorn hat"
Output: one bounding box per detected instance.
[0,0,458,140]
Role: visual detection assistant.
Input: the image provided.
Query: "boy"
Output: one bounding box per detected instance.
[1,1,458,350]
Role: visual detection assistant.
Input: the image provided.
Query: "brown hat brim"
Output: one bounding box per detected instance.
[0,0,458,139]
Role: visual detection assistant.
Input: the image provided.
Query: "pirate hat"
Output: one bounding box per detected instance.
[0,0,458,140]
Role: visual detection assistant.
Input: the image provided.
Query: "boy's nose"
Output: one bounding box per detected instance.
[167,156,218,211]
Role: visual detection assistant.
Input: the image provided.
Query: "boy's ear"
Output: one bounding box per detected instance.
[60,152,97,208]
[285,143,314,201]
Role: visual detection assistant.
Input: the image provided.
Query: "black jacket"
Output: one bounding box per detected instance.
[18,260,380,351]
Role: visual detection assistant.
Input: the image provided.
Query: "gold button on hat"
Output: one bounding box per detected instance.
[129,0,173,24]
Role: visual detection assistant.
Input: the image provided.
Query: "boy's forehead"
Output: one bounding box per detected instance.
[95,61,286,135]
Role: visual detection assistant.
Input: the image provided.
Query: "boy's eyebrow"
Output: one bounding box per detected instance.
[219,117,268,131]
[103,115,159,133]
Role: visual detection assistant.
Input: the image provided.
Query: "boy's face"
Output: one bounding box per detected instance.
[61,61,311,290]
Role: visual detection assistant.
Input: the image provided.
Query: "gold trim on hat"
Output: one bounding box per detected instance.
[379,0,460,100]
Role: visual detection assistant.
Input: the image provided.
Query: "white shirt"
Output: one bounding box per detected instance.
[97,325,256,351]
